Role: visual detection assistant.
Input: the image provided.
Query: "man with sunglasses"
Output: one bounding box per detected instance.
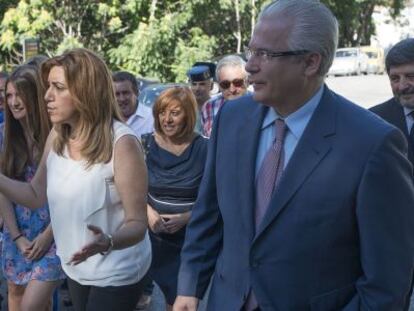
[174,1,414,310]
[201,55,249,137]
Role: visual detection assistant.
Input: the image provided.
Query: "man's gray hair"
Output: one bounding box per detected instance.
[260,0,338,77]
[216,55,247,80]
[385,38,414,73]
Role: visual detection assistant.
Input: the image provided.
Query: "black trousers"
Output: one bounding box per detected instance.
[67,275,148,311]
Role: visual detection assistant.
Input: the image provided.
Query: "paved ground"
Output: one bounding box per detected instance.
[0,276,207,310]
[0,73,394,310]
[325,73,392,109]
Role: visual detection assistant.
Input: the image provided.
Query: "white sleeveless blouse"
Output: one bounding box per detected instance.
[46,121,151,286]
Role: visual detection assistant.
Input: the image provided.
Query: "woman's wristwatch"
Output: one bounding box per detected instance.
[100,233,114,255]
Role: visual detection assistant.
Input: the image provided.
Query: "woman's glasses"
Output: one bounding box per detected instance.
[219,78,246,90]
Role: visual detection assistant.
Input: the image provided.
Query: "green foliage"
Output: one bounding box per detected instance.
[172,28,217,82]
[324,0,406,47]
[0,0,408,78]
[55,35,83,55]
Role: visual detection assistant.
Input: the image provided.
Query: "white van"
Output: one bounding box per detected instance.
[360,46,385,74]
[328,47,368,76]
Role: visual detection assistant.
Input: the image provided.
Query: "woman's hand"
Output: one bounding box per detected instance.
[69,224,111,265]
[148,205,168,234]
[27,229,54,260]
[15,236,34,258]
[160,211,191,234]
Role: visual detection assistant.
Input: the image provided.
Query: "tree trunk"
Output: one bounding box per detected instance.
[150,0,158,22]
[234,0,242,53]
[251,0,256,37]
[356,3,375,45]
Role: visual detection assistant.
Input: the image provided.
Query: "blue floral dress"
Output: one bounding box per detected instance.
[1,165,65,285]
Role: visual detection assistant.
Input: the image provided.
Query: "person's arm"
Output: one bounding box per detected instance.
[0,130,55,209]
[70,134,148,264]
[0,193,33,256]
[174,108,224,311]
[343,128,414,310]
[0,193,22,239]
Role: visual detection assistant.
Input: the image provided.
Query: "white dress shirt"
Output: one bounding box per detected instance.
[127,102,154,138]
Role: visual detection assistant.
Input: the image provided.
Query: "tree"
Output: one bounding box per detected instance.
[324,0,406,47]
[0,0,409,80]
[0,0,144,67]
[108,2,217,82]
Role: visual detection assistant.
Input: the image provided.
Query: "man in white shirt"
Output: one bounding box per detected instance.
[112,71,154,137]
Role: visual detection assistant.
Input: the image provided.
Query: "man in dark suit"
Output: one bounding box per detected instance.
[173,1,414,310]
[370,38,414,165]
[370,38,414,311]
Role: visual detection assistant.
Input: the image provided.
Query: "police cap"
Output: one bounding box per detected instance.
[187,65,212,82]
[193,62,216,81]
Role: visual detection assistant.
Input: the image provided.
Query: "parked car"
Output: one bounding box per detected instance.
[136,77,159,92]
[328,47,368,76]
[138,83,188,108]
[360,46,385,74]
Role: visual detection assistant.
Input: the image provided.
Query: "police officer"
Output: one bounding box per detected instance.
[187,64,215,110]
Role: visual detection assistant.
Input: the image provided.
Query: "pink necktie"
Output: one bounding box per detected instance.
[245,119,287,311]
[255,118,287,228]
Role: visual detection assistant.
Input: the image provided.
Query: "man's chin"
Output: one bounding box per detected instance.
[398,98,414,109]
[226,93,245,101]
[252,91,263,103]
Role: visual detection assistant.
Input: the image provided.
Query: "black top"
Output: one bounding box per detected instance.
[142,133,208,214]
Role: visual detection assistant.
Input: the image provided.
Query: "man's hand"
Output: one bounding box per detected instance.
[173,296,199,311]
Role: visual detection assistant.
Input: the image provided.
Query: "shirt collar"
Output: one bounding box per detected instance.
[128,100,147,121]
[261,85,324,139]
[403,106,414,118]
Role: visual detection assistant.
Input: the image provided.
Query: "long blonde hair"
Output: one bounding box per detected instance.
[2,65,51,179]
[41,48,123,166]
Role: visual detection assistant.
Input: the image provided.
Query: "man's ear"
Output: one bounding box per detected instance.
[303,52,322,77]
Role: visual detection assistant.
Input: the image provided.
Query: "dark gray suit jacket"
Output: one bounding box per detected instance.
[178,87,414,310]
[370,98,414,165]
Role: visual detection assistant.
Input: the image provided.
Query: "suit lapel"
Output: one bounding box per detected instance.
[388,100,414,163]
[237,103,267,239]
[253,87,337,240]
[387,99,409,137]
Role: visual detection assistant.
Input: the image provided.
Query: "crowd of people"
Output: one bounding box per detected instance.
[0,0,414,311]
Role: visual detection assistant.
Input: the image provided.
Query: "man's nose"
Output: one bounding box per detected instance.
[119,94,127,101]
[229,83,237,93]
[245,57,259,74]
[396,75,413,90]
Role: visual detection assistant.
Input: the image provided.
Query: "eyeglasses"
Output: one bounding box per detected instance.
[219,78,246,90]
[244,47,309,62]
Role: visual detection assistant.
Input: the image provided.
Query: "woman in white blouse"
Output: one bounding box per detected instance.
[0,48,151,311]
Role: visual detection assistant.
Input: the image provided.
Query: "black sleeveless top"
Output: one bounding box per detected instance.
[142,133,208,214]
